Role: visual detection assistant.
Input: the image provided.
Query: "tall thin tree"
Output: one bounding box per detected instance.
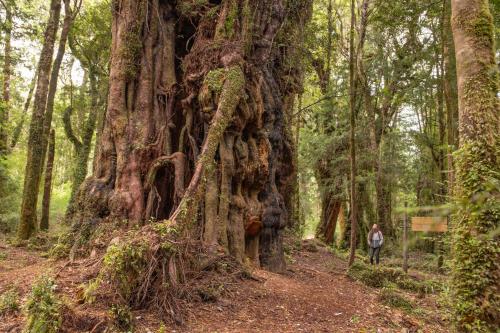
[17,0,62,240]
[40,129,55,231]
[348,0,359,267]
[0,0,13,156]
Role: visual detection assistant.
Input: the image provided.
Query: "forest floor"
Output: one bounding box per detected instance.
[0,237,449,333]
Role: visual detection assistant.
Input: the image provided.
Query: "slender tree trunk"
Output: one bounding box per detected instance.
[0,1,12,155]
[10,73,37,149]
[450,0,499,330]
[64,70,99,216]
[17,0,61,240]
[348,0,359,267]
[442,0,459,193]
[41,0,75,171]
[40,129,55,231]
[436,53,447,200]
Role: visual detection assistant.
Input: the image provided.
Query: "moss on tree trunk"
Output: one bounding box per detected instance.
[40,129,55,231]
[17,0,62,240]
[450,0,499,331]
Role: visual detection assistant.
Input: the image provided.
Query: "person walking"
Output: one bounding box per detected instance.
[367,224,383,265]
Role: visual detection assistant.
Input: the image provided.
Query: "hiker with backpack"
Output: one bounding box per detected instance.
[367,224,384,265]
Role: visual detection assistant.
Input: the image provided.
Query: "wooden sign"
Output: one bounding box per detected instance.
[411,217,448,232]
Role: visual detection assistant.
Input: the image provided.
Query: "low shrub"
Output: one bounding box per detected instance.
[378,287,414,312]
[24,276,63,333]
[0,287,19,315]
[348,261,441,294]
[110,304,133,332]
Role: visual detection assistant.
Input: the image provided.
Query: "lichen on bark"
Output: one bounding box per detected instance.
[450,0,499,331]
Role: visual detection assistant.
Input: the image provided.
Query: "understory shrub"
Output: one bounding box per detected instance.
[0,287,19,315]
[378,287,415,312]
[348,261,441,294]
[24,276,63,333]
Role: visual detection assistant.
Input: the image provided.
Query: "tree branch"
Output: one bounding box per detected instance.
[63,106,82,149]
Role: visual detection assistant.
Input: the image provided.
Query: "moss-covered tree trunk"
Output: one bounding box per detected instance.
[40,0,75,169]
[70,0,311,272]
[64,70,99,216]
[450,0,499,331]
[442,0,459,192]
[17,0,61,240]
[40,129,55,231]
[0,0,12,156]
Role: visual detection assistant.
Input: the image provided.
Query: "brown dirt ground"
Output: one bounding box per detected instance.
[0,240,448,333]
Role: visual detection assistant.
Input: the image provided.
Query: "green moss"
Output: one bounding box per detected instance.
[215,0,239,39]
[347,261,440,294]
[102,241,147,299]
[24,276,63,333]
[469,5,495,48]
[205,5,220,20]
[119,1,146,80]
[110,304,133,332]
[224,1,238,38]
[158,323,167,333]
[177,0,210,17]
[48,243,70,259]
[0,287,19,315]
[378,287,415,313]
[80,278,100,304]
[204,68,226,94]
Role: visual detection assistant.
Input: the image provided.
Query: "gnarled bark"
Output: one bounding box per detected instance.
[70,0,312,272]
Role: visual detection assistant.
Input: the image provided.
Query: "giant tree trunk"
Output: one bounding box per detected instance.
[17,0,61,240]
[70,0,311,272]
[450,0,499,330]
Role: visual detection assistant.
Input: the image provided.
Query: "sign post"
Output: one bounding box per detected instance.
[411,217,448,232]
[403,202,408,273]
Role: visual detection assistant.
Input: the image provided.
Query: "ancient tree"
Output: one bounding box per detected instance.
[70,0,311,274]
[17,0,61,240]
[450,0,499,331]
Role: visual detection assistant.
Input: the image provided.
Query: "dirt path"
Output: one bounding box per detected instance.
[178,247,445,333]
[0,241,447,332]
